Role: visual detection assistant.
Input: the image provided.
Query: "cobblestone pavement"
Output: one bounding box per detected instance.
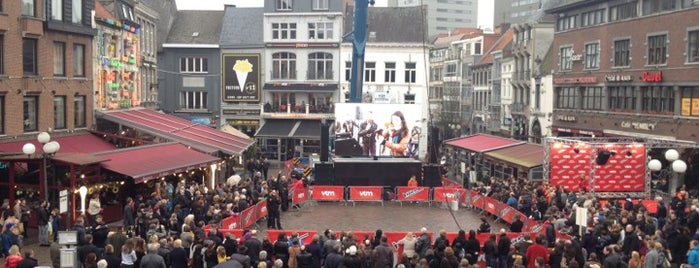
[20,202,505,267]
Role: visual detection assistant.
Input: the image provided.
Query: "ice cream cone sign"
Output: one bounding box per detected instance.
[233,59,253,92]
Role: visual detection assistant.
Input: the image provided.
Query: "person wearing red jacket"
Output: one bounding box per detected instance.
[525,234,549,268]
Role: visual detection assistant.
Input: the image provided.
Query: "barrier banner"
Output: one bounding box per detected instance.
[470,191,484,210]
[441,178,462,188]
[432,187,466,203]
[268,229,317,245]
[311,186,345,201]
[527,219,544,233]
[395,187,430,202]
[512,210,527,225]
[484,196,499,216]
[221,214,240,230]
[499,205,514,224]
[290,181,310,205]
[348,186,383,202]
[642,200,659,214]
[240,206,257,229]
[384,231,412,256]
[256,200,268,219]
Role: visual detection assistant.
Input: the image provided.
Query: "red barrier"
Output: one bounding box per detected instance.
[395,186,430,202]
[470,191,484,210]
[512,210,527,225]
[256,200,268,219]
[290,182,310,205]
[643,200,659,214]
[499,205,514,224]
[441,178,462,188]
[348,186,383,202]
[433,187,466,203]
[267,229,318,245]
[484,196,499,216]
[240,206,257,229]
[221,214,240,230]
[311,186,345,201]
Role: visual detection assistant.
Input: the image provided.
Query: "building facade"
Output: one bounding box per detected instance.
[0,0,96,137]
[135,1,159,109]
[494,0,543,26]
[387,0,478,36]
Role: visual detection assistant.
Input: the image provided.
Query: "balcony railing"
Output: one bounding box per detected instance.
[307,70,333,80]
[263,103,334,114]
[270,70,297,80]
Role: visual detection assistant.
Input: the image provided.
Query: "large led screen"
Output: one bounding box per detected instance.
[334,103,422,158]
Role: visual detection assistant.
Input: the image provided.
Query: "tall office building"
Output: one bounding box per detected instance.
[385,0,479,36]
[494,0,542,26]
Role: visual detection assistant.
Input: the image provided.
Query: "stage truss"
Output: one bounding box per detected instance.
[543,137,698,199]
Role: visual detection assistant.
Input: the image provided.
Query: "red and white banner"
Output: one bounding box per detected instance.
[470,191,484,210]
[221,214,240,230]
[348,186,383,202]
[432,187,466,203]
[311,186,345,201]
[239,206,257,229]
[395,187,430,202]
[484,196,499,216]
[255,200,268,219]
[290,181,310,205]
[499,205,514,224]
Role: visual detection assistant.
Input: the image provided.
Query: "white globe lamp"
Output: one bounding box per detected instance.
[22,143,36,155]
[665,149,679,162]
[37,132,51,144]
[672,160,688,173]
[648,159,662,171]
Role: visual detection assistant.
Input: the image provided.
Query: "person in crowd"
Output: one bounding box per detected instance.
[497,230,511,268]
[525,235,548,268]
[88,194,102,227]
[3,245,23,268]
[102,244,121,268]
[140,242,167,268]
[121,238,137,268]
[169,239,189,268]
[15,248,37,268]
[267,190,282,230]
[74,216,87,246]
[123,197,135,230]
[231,245,253,268]
[374,235,394,268]
[37,200,51,246]
[78,234,101,267]
[306,235,322,268]
[400,232,419,259]
[324,244,343,268]
[2,222,21,257]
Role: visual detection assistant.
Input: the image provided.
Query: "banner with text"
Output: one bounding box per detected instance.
[348,186,383,202]
[311,186,345,201]
[432,187,466,203]
[395,186,430,202]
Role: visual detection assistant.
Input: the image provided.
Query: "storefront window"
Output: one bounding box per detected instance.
[680,86,699,116]
[608,86,637,111]
[556,87,578,109]
[582,87,603,110]
[641,86,673,113]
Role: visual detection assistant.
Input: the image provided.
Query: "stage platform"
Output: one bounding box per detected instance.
[314,157,425,187]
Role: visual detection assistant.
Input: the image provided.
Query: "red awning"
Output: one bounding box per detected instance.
[97,108,254,155]
[444,134,523,153]
[94,143,219,183]
[0,132,117,154]
[484,143,544,169]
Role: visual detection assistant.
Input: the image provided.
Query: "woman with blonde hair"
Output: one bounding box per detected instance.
[120,238,137,268]
[399,232,418,258]
[3,245,22,268]
[628,251,642,268]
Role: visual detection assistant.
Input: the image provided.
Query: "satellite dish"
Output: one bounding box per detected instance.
[440,156,447,165]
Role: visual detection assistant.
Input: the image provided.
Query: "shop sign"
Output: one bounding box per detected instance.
[553,76,598,84]
[605,75,632,82]
[227,120,259,126]
[571,54,583,61]
[641,71,662,82]
[620,121,656,131]
[555,114,576,122]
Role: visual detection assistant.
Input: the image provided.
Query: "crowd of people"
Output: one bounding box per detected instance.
[2,166,699,268]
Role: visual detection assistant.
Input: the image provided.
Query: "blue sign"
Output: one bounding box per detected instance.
[191,117,211,125]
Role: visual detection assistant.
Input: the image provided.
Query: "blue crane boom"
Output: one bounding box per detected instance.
[348,0,373,103]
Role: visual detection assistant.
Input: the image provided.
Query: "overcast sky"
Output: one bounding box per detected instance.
[175,0,494,30]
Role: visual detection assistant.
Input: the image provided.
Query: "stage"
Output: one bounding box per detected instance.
[314,157,426,187]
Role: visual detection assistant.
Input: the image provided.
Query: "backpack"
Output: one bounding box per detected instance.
[657,251,671,268]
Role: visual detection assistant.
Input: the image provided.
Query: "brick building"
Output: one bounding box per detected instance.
[0,0,96,136]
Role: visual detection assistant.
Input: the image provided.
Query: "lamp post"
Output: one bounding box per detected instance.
[23,132,60,201]
[649,149,687,194]
[79,186,88,216]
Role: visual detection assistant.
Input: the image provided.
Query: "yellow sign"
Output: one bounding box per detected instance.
[682,98,691,116]
[693,98,699,116]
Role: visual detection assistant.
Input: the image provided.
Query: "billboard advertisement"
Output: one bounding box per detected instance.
[334,103,422,157]
[223,54,260,102]
[549,142,646,192]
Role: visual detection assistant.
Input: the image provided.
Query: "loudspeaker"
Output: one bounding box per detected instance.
[335,138,362,156]
[429,127,440,164]
[320,122,330,162]
[423,164,441,187]
[314,163,334,185]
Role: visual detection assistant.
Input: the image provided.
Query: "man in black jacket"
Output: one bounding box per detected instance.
[231,245,252,268]
[16,249,38,268]
[123,197,135,230]
[267,190,282,230]
[77,234,100,267]
[497,230,511,268]
[244,230,263,264]
[324,244,343,268]
[37,200,51,246]
[483,234,498,268]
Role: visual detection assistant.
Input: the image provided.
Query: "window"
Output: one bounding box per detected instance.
[72,0,82,24]
[556,87,578,109]
[272,23,297,40]
[0,35,4,75]
[557,15,577,31]
[405,62,417,83]
[52,0,63,21]
[23,96,38,132]
[582,87,603,110]
[647,34,667,65]
[345,61,351,81]
[121,4,134,21]
[643,0,676,15]
[688,30,699,63]
[584,42,599,69]
[179,57,208,73]
[559,46,573,71]
[23,38,37,75]
[613,39,631,67]
[74,44,85,77]
[22,0,35,16]
[0,96,3,134]
[680,87,699,116]
[276,0,292,10]
[609,86,636,111]
[54,96,66,130]
[610,1,637,21]
[308,22,333,40]
[581,9,605,27]
[384,62,396,82]
[364,62,376,82]
[74,95,85,127]
[313,0,328,10]
[308,52,333,80]
[272,52,296,79]
[641,86,674,113]
[53,42,65,76]
[445,63,457,77]
[181,91,208,109]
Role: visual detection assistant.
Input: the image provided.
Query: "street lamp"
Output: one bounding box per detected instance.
[648,149,687,194]
[23,132,60,201]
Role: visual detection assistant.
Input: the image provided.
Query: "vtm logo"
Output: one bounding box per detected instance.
[359,191,373,197]
[297,193,305,198]
[443,193,457,199]
[321,191,335,196]
[228,223,237,229]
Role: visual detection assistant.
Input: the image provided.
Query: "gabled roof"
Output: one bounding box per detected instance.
[344,6,427,43]
[477,28,514,65]
[433,34,466,48]
[139,0,178,51]
[166,10,225,45]
[95,0,117,21]
[220,6,264,48]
